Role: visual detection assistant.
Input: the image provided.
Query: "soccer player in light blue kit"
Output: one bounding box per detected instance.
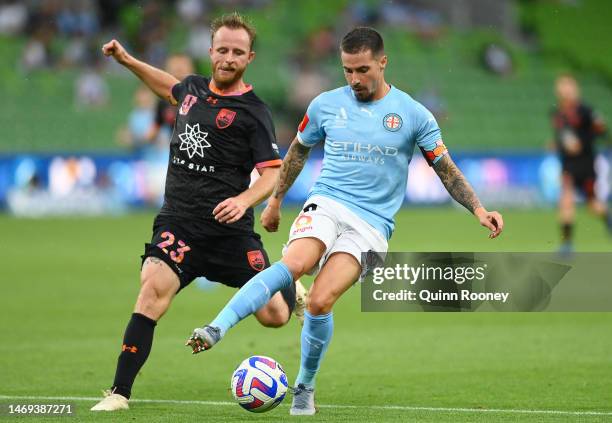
[186,27,504,415]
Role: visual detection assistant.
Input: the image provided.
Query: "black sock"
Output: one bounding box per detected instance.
[561,223,573,242]
[111,313,157,399]
[280,281,296,314]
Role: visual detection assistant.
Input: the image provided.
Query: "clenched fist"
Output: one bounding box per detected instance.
[101,39,130,65]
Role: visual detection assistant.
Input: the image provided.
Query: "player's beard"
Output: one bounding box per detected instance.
[352,80,377,102]
[353,87,374,102]
[212,64,246,90]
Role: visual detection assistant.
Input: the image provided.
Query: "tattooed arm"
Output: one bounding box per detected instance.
[261,137,312,232]
[433,154,504,238]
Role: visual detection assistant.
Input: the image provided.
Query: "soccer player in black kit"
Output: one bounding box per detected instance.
[551,74,611,254]
[91,13,305,411]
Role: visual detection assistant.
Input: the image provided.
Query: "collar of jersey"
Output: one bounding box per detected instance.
[208,80,253,96]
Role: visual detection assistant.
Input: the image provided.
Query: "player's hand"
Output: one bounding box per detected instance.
[101,39,130,64]
[213,197,248,224]
[474,207,504,239]
[261,203,281,232]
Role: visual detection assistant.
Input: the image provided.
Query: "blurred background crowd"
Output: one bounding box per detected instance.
[0,0,610,215]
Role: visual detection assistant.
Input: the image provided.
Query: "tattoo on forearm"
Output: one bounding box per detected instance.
[272,140,311,199]
[434,155,482,213]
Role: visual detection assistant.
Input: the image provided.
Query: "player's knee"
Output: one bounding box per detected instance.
[256,308,289,328]
[281,257,310,280]
[307,292,334,315]
[259,317,286,328]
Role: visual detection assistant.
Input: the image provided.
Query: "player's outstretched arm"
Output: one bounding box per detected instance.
[101,39,180,105]
[261,137,312,232]
[433,154,504,238]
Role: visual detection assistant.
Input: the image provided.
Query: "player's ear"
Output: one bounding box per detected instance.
[247,50,255,63]
[380,54,388,70]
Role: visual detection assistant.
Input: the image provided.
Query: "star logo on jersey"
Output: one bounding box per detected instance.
[178,123,210,159]
[383,113,402,132]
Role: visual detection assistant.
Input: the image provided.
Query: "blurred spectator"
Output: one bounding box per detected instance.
[344,0,379,26]
[117,85,155,154]
[308,26,337,61]
[187,21,212,60]
[139,1,168,67]
[75,67,109,107]
[0,1,27,35]
[61,34,89,67]
[481,43,513,76]
[380,0,443,40]
[56,0,99,37]
[177,0,208,24]
[21,36,49,71]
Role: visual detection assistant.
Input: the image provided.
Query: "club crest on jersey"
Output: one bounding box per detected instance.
[216,108,237,129]
[383,113,402,132]
[247,250,265,272]
[179,94,197,115]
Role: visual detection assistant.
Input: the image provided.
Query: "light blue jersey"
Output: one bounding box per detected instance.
[296,85,446,239]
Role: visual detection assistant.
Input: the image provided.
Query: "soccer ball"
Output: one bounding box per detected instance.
[230,355,288,413]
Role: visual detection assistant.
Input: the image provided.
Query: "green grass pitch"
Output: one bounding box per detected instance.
[1,208,611,422]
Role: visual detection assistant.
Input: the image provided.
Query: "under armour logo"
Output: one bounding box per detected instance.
[122,344,138,353]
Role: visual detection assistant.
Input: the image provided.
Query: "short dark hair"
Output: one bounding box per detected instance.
[211,12,256,50]
[340,27,384,57]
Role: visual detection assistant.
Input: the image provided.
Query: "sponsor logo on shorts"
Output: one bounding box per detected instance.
[292,214,313,234]
[247,250,265,272]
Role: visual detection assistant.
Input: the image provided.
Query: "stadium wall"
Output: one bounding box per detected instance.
[1,150,610,216]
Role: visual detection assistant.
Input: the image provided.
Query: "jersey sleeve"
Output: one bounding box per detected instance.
[296,95,325,147]
[171,74,196,104]
[250,106,282,169]
[414,103,447,166]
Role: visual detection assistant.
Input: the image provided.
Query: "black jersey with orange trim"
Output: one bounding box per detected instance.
[551,102,605,173]
[159,75,281,235]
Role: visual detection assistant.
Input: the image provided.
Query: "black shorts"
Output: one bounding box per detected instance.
[142,214,271,290]
[563,166,596,200]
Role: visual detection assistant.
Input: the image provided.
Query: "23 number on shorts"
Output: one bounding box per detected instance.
[156,231,192,263]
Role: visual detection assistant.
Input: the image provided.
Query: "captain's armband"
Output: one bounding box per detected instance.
[419,140,448,167]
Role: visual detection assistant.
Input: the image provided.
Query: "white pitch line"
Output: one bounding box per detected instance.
[1,395,611,417]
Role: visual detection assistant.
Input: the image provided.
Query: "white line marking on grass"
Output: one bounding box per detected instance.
[1,395,611,417]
